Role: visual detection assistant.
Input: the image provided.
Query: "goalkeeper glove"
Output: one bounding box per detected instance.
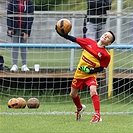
[79,66,90,74]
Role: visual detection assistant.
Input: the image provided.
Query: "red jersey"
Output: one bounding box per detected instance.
[74,38,110,79]
[18,1,25,28]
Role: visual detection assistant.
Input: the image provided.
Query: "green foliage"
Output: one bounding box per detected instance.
[111,0,133,10]
[33,0,133,11]
[34,0,65,11]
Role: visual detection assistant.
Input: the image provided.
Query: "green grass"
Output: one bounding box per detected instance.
[0,48,81,69]
[0,114,132,133]
[0,103,132,133]
[113,50,133,69]
[1,49,133,69]
[0,93,132,133]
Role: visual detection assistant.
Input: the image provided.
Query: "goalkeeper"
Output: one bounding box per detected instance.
[55,26,115,122]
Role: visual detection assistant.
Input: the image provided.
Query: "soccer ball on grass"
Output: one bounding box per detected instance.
[27,98,40,109]
[8,98,20,109]
[17,97,26,108]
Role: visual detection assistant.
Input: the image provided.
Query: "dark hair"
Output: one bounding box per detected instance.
[108,31,115,43]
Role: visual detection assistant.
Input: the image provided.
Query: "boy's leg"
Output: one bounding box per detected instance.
[70,90,86,121]
[92,94,100,114]
[70,79,86,120]
[90,85,102,122]
[70,86,82,109]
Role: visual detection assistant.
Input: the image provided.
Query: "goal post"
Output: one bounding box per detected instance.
[108,49,114,99]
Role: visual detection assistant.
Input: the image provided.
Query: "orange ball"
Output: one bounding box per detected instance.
[17,98,26,108]
[56,18,72,34]
[8,98,20,109]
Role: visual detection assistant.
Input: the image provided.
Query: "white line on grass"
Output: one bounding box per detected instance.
[0,112,132,115]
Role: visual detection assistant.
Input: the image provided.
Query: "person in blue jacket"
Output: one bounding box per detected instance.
[83,0,111,41]
[7,0,34,72]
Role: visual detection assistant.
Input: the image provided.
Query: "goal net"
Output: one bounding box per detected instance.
[0,0,132,116]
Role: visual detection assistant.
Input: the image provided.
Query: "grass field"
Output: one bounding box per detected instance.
[0,47,132,133]
[1,48,133,69]
[0,102,132,133]
[1,114,132,133]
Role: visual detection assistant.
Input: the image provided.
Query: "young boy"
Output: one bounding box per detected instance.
[55,26,115,122]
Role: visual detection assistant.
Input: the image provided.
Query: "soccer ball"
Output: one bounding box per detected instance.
[8,98,20,109]
[17,97,26,108]
[27,98,40,109]
[56,18,72,34]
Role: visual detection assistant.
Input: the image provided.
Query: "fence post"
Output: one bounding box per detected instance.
[116,0,122,44]
[70,48,74,71]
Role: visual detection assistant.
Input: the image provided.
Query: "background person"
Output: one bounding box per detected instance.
[83,0,111,41]
[7,0,34,72]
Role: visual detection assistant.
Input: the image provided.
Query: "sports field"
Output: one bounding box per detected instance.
[1,49,133,69]
[0,48,132,133]
[0,103,132,133]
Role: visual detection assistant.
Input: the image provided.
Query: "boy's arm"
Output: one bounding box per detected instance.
[79,66,104,74]
[55,26,104,74]
[55,25,76,42]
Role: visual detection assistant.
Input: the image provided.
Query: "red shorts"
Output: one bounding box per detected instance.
[71,77,98,90]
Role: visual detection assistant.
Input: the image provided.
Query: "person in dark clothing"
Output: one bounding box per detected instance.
[83,0,111,41]
[7,0,34,72]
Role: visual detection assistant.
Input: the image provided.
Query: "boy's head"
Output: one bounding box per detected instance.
[108,31,115,43]
[100,31,115,46]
